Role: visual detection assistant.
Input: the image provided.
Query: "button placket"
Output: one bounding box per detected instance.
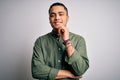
[58,60,61,62]
[58,48,61,51]
[56,37,64,68]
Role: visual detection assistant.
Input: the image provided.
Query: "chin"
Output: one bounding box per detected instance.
[53,25,60,29]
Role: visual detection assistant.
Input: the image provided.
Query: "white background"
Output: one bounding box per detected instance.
[0,0,120,80]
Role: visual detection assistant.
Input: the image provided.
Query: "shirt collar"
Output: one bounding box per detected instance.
[50,30,60,39]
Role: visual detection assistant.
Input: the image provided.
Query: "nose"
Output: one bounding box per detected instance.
[55,14,60,20]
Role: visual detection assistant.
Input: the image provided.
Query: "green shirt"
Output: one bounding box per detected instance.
[32,31,89,80]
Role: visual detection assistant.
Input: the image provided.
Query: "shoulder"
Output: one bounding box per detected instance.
[70,32,85,40]
[70,32,86,46]
[35,32,51,44]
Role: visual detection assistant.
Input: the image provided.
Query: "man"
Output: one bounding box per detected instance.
[32,2,89,80]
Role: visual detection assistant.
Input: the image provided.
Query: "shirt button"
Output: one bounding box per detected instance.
[58,48,61,51]
[58,60,61,62]
[57,38,59,40]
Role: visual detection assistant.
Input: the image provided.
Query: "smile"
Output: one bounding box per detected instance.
[54,22,62,25]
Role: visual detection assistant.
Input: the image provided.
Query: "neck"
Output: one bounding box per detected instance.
[53,29,60,36]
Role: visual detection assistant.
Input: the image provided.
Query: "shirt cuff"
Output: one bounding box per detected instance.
[65,50,80,64]
[48,68,59,80]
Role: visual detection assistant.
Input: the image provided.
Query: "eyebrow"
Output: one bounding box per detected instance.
[50,11,64,15]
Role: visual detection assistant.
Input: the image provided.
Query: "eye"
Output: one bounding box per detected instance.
[59,13,64,16]
[50,13,55,17]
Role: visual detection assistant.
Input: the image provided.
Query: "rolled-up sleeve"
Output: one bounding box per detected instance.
[65,37,89,76]
[31,39,59,80]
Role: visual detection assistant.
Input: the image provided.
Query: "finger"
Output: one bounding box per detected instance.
[79,76,83,78]
[59,27,65,34]
[61,29,65,33]
[73,75,83,78]
[58,27,62,35]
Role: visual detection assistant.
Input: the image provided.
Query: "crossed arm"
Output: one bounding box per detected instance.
[32,36,89,80]
[56,70,82,79]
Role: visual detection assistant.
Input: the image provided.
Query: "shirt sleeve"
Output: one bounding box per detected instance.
[65,36,89,76]
[31,38,59,80]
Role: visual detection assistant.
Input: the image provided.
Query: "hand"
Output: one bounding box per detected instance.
[70,75,83,79]
[58,25,69,41]
[56,70,83,79]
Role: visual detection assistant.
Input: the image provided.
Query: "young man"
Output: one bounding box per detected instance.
[32,2,89,80]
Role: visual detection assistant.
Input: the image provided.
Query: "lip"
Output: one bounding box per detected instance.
[54,22,62,25]
[55,22,61,25]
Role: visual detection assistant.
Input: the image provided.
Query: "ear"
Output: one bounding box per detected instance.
[67,16,69,22]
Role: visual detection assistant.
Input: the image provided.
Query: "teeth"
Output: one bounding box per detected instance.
[55,22,61,24]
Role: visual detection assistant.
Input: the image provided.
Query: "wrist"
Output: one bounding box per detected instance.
[65,41,75,57]
[56,70,74,79]
[65,41,72,48]
[63,38,70,45]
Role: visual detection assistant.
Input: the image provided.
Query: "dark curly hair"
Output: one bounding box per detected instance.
[48,2,68,15]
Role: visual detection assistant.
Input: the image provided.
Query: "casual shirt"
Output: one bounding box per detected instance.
[32,31,89,80]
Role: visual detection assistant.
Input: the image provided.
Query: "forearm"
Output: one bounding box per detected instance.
[32,51,59,79]
[32,58,59,79]
[65,40,75,57]
[56,70,82,79]
[65,39,89,76]
[65,49,89,75]
[55,70,73,79]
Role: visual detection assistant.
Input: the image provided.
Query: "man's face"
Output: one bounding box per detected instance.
[49,6,69,30]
